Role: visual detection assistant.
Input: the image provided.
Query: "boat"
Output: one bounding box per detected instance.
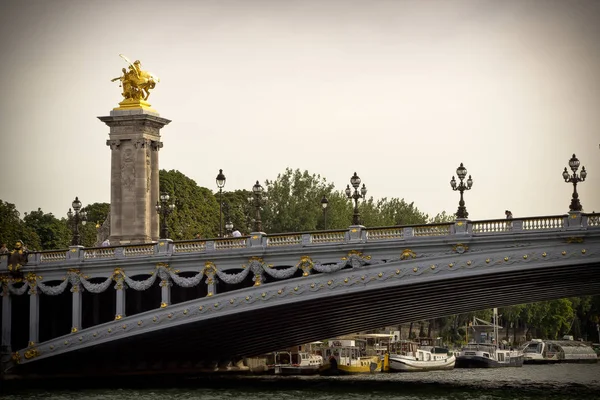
[455,343,524,368]
[521,338,598,364]
[319,338,386,375]
[388,340,455,372]
[272,351,324,375]
[455,308,524,368]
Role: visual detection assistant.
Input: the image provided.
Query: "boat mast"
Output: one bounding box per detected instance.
[493,308,499,349]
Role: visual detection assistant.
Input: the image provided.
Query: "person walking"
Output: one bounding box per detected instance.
[232,228,242,237]
[505,210,513,229]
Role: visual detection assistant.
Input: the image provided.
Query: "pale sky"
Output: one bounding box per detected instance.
[1,0,599,222]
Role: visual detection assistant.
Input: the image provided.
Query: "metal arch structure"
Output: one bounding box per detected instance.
[2,212,600,377]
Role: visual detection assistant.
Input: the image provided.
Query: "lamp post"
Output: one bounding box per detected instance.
[321,195,329,229]
[216,169,226,237]
[225,220,233,237]
[223,201,233,236]
[251,180,264,232]
[450,163,473,219]
[155,192,175,239]
[562,154,587,212]
[67,196,87,246]
[345,172,367,225]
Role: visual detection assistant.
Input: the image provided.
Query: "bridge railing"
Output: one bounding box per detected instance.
[1,212,598,270]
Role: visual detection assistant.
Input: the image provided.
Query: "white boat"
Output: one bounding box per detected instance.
[273,351,324,375]
[389,341,455,372]
[521,338,598,364]
[455,308,524,368]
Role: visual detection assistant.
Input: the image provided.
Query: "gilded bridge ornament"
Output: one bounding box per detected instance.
[111,54,160,111]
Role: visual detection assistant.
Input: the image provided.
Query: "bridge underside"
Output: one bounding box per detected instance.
[14,259,600,377]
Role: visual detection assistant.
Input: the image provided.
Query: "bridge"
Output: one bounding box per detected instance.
[1,211,599,378]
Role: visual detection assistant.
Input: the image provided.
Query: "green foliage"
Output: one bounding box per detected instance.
[259,168,432,233]
[360,197,429,227]
[23,208,71,250]
[499,304,526,342]
[80,202,110,247]
[429,211,455,223]
[261,168,335,233]
[221,190,253,235]
[159,170,219,240]
[0,200,41,250]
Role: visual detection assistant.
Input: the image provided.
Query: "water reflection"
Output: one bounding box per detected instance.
[2,364,599,400]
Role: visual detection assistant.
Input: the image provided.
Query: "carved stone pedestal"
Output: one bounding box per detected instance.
[98,109,171,245]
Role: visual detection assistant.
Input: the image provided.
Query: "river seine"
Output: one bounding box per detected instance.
[2,363,599,399]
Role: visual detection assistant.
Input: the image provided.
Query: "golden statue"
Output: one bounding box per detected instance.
[112,54,160,111]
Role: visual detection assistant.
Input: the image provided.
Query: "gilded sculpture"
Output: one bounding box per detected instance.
[111,54,160,110]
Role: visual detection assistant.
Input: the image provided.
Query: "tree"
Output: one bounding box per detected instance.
[261,168,335,233]
[429,211,455,223]
[221,190,254,235]
[80,202,110,247]
[361,197,429,227]
[0,200,41,250]
[159,169,220,240]
[23,208,71,250]
[499,304,526,343]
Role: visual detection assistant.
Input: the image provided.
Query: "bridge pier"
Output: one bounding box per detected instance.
[115,273,126,320]
[1,284,12,377]
[71,283,82,333]
[28,282,39,346]
[159,269,171,307]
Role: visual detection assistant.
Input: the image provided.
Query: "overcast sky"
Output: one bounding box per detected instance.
[1,0,599,223]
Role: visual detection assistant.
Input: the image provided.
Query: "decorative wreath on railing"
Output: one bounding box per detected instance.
[2,251,373,295]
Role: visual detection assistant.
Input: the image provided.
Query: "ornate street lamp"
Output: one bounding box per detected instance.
[251,180,265,232]
[562,154,587,212]
[345,172,367,225]
[225,220,233,237]
[216,169,226,237]
[67,196,87,246]
[450,163,473,219]
[155,192,175,239]
[321,195,329,229]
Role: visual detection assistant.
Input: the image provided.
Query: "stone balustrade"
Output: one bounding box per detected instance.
[1,212,597,271]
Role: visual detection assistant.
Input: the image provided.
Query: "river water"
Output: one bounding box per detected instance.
[2,363,600,399]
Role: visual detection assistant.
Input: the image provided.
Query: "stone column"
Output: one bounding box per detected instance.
[159,269,171,308]
[29,282,39,345]
[115,275,126,320]
[1,283,11,354]
[205,266,217,297]
[71,283,82,333]
[99,109,171,245]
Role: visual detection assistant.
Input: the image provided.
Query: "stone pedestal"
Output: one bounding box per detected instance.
[98,109,171,245]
